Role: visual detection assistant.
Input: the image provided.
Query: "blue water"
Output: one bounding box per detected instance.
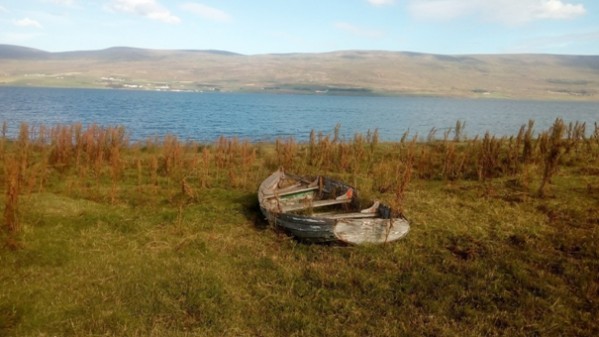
[0,86,597,142]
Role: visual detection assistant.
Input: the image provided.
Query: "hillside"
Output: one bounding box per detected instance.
[1,44,599,99]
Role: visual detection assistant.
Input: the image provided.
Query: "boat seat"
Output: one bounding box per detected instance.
[325,212,378,220]
[263,185,319,199]
[281,198,351,212]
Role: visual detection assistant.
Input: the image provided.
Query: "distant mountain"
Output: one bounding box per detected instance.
[0,44,50,59]
[0,45,241,61]
[54,46,242,61]
[1,44,598,100]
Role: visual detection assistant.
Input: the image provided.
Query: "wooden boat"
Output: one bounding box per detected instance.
[258,169,409,244]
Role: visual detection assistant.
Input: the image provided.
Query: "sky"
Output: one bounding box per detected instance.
[0,0,598,55]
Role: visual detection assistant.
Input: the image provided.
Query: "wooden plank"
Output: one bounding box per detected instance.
[281,198,351,212]
[264,185,319,199]
[326,212,378,220]
[271,182,302,194]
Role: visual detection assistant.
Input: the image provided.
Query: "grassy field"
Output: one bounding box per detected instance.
[1,120,598,336]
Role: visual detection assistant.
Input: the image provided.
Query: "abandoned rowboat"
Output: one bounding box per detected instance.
[258,169,409,244]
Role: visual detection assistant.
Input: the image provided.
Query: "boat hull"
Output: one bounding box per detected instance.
[258,170,410,244]
[334,218,410,244]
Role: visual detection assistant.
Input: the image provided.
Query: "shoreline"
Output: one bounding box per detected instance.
[2,83,599,102]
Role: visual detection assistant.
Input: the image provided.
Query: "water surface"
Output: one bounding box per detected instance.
[1,87,597,142]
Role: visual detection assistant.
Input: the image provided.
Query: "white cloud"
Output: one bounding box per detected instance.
[0,5,8,13]
[108,0,180,24]
[536,0,586,19]
[181,3,232,23]
[334,22,384,38]
[367,0,396,6]
[408,0,586,24]
[14,18,43,29]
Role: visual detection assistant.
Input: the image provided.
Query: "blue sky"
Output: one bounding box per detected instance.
[0,0,597,55]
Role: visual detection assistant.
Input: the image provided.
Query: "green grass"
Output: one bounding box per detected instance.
[1,122,598,336]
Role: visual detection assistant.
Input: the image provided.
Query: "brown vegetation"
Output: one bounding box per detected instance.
[2,118,597,235]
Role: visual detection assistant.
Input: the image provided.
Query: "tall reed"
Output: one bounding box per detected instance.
[275,137,297,171]
[538,118,566,197]
[476,132,502,182]
[521,120,535,163]
[0,121,7,161]
[198,147,211,189]
[393,149,414,217]
[3,154,22,238]
[454,120,466,142]
[3,153,21,249]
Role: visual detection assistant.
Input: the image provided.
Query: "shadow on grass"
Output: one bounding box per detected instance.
[234,192,345,246]
[234,192,270,230]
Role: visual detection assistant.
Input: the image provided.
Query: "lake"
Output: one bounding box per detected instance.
[1,86,597,142]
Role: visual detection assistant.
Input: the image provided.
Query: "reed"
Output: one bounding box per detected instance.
[369,128,379,154]
[198,147,211,189]
[564,121,586,163]
[371,160,395,193]
[92,125,107,175]
[427,127,438,143]
[335,142,351,171]
[2,152,21,249]
[504,136,520,176]
[14,123,35,194]
[17,123,30,169]
[400,129,410,144]
[162,134,183,186]
[136,157,143,189]
[333,123,341,144]
[306,131,332,171]
[72,123,83,170]
[454,120,466,142]
[591,122,599,161]
[36,142,50,194]
[308,129,317,166]
[476,132,502,182]
[48,125,73,172]
[371,133,416,214]
[275,137,298,171]
[181,177,196,201]
[415,145,434,180]
[521,120,535,163]
[442,142,462,181]
[0,121,7,161]
[239,140,257,189]
[109,145,122,204]
[150,155,159,187]
[351,132,367,172]
[538,118,566,197]
[392,150,414,217]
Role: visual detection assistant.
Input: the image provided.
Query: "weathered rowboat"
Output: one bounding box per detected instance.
[258,169,409,244]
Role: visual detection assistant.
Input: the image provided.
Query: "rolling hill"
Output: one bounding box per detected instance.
[1,44,598,100]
